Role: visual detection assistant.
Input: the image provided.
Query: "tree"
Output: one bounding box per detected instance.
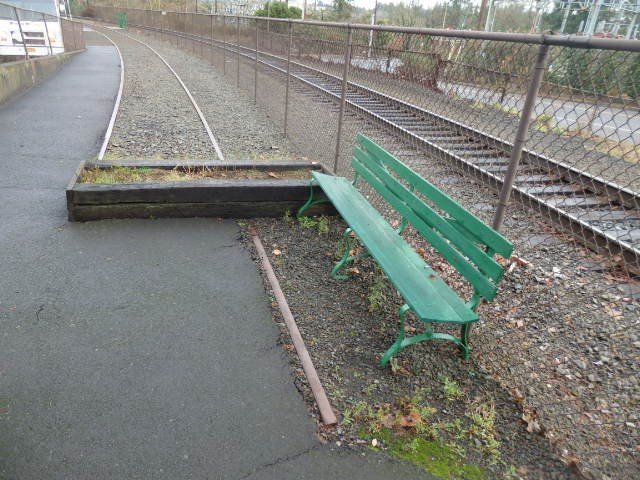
[254,2,302,19]
[333,0,353,19]
[542,1,590,34]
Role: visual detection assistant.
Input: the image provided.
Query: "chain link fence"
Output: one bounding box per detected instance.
[86,5,640,281]
[0,2,84,60]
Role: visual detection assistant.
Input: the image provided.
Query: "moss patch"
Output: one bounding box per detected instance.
[369,428,488,480]
[344,392,503,478]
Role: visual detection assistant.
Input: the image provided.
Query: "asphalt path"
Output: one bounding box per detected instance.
[0,44,432,479]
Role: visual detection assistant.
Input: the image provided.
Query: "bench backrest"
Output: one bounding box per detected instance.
[352,134,514,301]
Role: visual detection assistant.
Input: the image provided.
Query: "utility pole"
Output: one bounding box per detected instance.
[477,0,489,30]
[367,0,378,57]
[583,0,603,35]
[560,0,571,33]
[442,1,448,28]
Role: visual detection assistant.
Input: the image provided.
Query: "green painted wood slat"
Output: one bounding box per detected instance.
[352,146,503,281]
[356,134,513,259]
[351,153,499,300]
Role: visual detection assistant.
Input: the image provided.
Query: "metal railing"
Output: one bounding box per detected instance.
[88,5,640,278]
[0,2,85,60]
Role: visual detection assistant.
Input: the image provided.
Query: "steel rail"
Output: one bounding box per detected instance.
[90,23,225,161]
[90,27,125,161]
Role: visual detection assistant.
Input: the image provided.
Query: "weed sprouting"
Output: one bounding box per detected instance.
[534,113,555,132]
[335,235,357,260]
[441,376,463,401]
[493,102,519,116]
[466,399,501,464]
[367,267,388,312]
[317,216,330,235]
[298,216,318,229]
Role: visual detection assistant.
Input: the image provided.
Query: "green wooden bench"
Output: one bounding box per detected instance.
[298,134,514,367]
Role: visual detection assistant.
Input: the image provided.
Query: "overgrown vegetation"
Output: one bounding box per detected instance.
[340,388,505,478]
[79,166,312,183]
[254,1,301,19]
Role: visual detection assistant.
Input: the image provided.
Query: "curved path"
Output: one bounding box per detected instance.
[0,33,432,479]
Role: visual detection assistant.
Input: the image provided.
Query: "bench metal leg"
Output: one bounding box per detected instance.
[380,304,411,367]
[459,323,471,359]
[331,228,370,280]
[381,305,473,367]
[297,180,329,218]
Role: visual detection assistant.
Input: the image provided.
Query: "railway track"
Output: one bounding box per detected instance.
[95,19,640,272]
[89,24,224,161]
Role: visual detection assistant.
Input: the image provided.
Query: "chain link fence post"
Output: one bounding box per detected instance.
[236,15,240,88]
[222,15,226,75]
[254,19,259,103]
[199,13,203,57]
[176,12,180,49]
[333,26,353,174]
[190,12,195,53]
[72,19,78,51]
[283,20,293,137]
[210,13,214,65]
[492,42,551,231]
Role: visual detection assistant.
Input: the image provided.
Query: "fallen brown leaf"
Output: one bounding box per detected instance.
[509,254,533,268]
[522,408,541,433]
[399,411,422,428]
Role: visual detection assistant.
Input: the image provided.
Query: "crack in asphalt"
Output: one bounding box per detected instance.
[238,444,321,480]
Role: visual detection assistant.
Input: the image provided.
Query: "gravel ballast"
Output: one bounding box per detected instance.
[96,25,299,161]
[97,27,215,160]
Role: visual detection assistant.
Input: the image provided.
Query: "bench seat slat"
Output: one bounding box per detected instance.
[357,134,513,259]
[353,147,504,284]
[352,154,499,300]
[312,171,479,324]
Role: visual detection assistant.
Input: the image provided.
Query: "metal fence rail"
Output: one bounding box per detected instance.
[0,2,85,60]
[87,5,640,278]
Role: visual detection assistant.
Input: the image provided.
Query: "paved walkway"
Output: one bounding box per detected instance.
[0,45,431,478]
